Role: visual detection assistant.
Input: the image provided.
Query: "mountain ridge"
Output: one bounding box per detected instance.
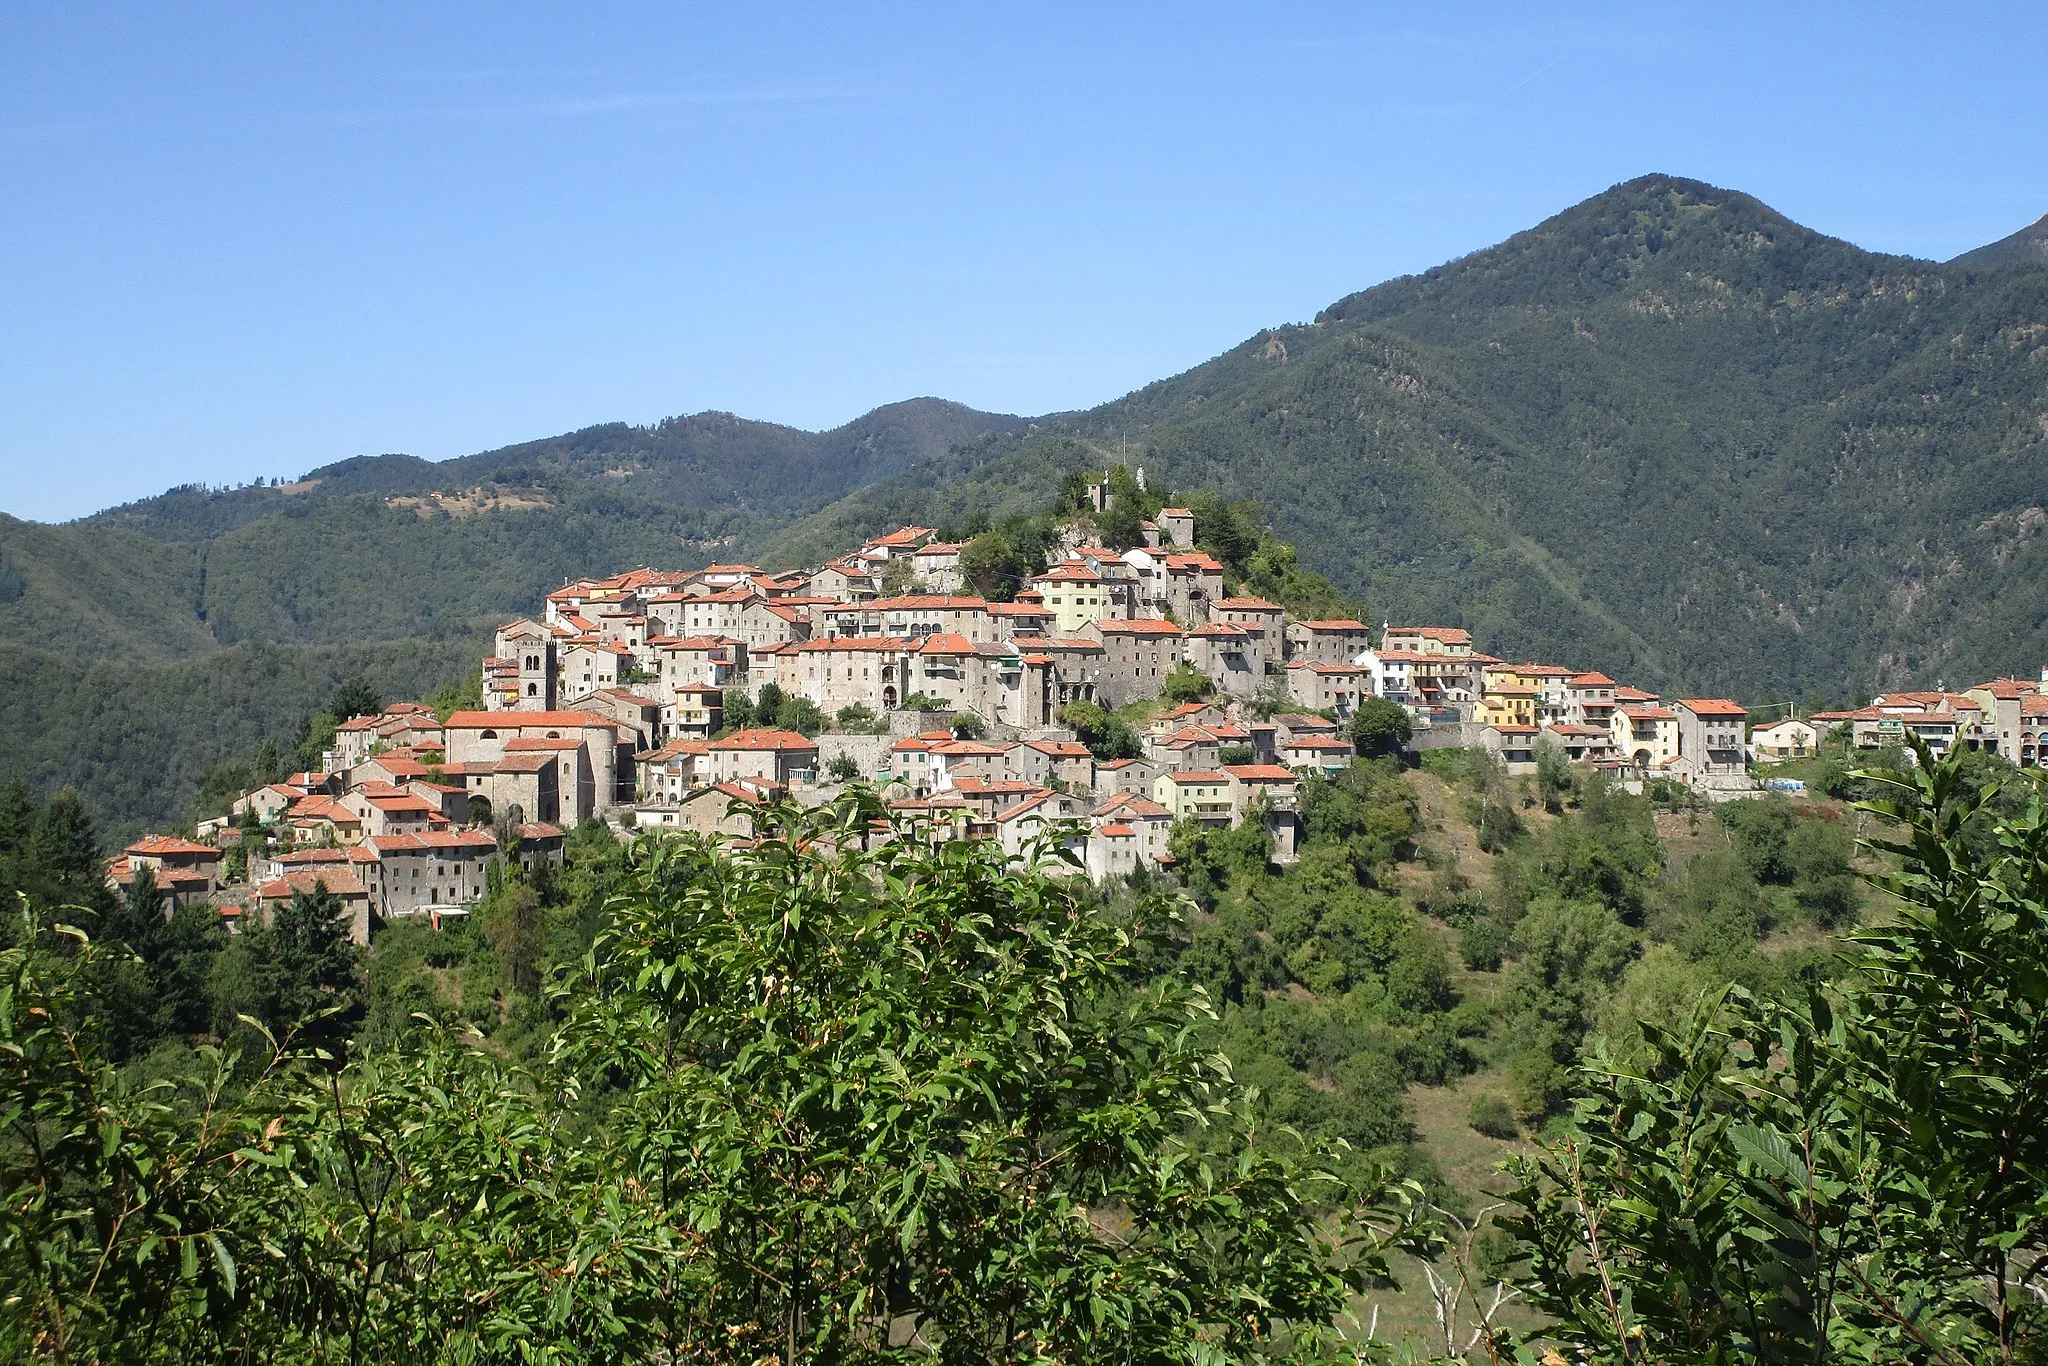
[1948,211,2048,272]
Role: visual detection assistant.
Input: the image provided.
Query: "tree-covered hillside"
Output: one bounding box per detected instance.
[767,175,2048,700]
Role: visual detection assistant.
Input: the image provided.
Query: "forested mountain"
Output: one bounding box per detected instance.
[7,174,2048,833]
[767,175,2048,702]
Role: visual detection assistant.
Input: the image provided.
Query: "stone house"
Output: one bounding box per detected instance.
[636,737,710,803]
[1280,735,1354,775]
[1285,663,1369,717]
[705,728,819,786]
[737,599,813,650]
[1092,757,1160,799]
[1034,638,1106,706]
[1086,793,1176,880]
[1673,699,1750,784]
[653,636,747,692]
[1284,619,1373,666]
[909,543,965,592]
[442,710,622,823]
[1024,738,1094,789]
[995,790,1093,865]
[1155,507,1195,548]
[665,684,725,741]
[562,643,634,702]
[1182,623,1262,698]
[987,602,1054,638]
[808,559,881,600]
[362,829,499,924]
[1080,618,1185,709]
[790,637,918,712]
[1160,552,1225,625]
[645,587,761,639]
[1566,672,1619,728]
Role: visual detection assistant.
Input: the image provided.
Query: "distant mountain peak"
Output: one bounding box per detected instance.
[1948,211,2048,271]
[1316,172,1912,330]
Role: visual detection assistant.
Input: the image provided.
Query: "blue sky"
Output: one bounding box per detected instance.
[4,2,2044,522]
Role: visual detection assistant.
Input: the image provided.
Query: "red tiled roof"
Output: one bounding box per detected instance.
[1026,740,1093,758]
[258,867,367,901]
[709,728,819,752]
[865,595,987,610]
[1678,698,1749,718]
[1162,770,1229,784]
[1223,764,1298,782]
[794,637,915,653]
[1096,619,1184,636]
[444,710,609,729]
[125,834,219,858]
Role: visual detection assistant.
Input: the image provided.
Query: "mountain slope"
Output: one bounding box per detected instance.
[1950,211,2048,272]
[767,175,2048,699]
[81,398,1024,542]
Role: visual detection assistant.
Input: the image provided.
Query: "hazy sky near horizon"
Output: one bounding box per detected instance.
[4,3,2045,522]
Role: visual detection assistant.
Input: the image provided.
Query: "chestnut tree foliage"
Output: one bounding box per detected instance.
[0,794,1429,1363]
[1506,739,2048,1365]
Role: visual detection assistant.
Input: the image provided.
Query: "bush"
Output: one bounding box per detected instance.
[1349,697,1413,759]
[947,712,986,740]
[1459,919,1507,972]
[827,753,860,782]
[835,703,882,732]
[1508,1049,1570,1126]
[1159,667,1214,707]
[1469,1093,1520,1140]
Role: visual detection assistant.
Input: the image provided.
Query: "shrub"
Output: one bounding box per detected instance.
[1459,919,1507,972]
[1469,1093,1520,1140]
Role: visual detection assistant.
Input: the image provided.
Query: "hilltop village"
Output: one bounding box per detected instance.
[112,483,2048,945]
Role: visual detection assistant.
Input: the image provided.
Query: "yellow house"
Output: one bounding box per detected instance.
[1611,704,1680,771]
[1153,769,1233,824]
[1033,562,1109,635]
[1477,682,1540,728]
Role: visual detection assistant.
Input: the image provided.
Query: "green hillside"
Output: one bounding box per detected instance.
[767,175,2048,700]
